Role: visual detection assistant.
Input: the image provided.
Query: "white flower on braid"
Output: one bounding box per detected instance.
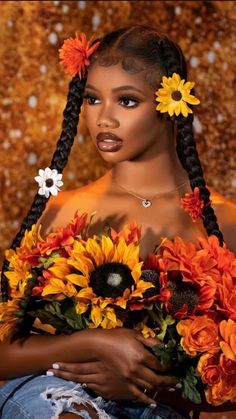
[34,167,63,198]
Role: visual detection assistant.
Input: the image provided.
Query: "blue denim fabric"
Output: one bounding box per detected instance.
[0,374,191,419]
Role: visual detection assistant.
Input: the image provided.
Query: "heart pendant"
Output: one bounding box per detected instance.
[142,199,151,208]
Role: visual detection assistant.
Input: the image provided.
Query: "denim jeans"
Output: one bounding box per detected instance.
[0,374,191,419]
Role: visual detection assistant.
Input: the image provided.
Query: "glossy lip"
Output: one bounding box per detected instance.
[96,132,123,143]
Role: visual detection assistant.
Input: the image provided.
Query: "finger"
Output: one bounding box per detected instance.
[50,361,103,375]
[132,377,155,392]
[142,352,166,372]
[136,333,160,348]
[133,366,179,388]
[47,369,83,383]
[130,384,157,406]
[47,369,100,384]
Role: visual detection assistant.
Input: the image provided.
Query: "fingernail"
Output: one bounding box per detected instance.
[175,382,182,389]
[52,363,60,369]
[149,403,157,409]
[168,387,176,392]
[46,371,54,376]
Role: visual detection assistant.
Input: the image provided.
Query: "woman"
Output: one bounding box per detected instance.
[0,25,236,419]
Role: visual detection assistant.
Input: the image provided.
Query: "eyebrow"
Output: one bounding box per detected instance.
[85,83,144,95]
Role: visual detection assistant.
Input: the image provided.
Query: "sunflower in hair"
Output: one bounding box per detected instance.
[155,73,200,117]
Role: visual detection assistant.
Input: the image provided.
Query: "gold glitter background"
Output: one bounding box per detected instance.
[0,2,236,416]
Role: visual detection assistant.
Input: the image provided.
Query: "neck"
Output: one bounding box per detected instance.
[109,146,190,197]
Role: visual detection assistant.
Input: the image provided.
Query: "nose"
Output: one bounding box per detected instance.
[96,107,119,128]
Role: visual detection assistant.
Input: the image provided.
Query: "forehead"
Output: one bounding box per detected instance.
[86,63,156,95]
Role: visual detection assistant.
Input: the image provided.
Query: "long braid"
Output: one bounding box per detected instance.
[1,75,86,301]
[176,114,224,244]
[158,37,224,245]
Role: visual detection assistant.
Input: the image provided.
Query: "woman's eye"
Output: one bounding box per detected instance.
[83,94,139,108]
[119,96,139,108]
[83,95,100,105]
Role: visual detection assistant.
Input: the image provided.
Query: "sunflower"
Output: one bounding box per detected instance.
[39,257,77,300]
[155,73,200,117]
[0,299,21,341]
[65,236,154,328]
[4,249,32,299]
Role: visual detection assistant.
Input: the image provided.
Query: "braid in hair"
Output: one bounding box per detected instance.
[1,75,86,301]
[158,37,224,245]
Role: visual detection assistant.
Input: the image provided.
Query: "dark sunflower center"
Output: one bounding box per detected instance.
[45,178,54,187]
[141,269,160,298]
[89,262,134,298]
[168,278,199,316]
[171,90,182,101]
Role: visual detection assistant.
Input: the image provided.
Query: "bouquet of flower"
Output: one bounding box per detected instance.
[1,210,236,407]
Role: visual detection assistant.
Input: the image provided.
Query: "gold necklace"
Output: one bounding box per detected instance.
[113,178,188,208]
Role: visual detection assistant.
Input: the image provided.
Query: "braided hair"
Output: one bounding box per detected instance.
[1,75,86,301]
[156,36,224,244]
[0,25,224,301]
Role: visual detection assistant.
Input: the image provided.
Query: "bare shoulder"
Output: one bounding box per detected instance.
[210,188,236,253]
[38,182,97,236]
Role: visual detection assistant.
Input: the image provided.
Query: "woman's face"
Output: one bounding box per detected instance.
[83,62,172,163]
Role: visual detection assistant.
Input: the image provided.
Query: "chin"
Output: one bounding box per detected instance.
[98,153,126,163]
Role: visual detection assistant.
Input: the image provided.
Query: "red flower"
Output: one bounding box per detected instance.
[59,32,100,78]
[180,187,205,222]
[36,211,88,256]
[110,219,142,246]
[142,252,161,270]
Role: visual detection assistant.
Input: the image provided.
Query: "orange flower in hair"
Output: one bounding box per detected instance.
[180,187,205,222]
[59,32,100,78]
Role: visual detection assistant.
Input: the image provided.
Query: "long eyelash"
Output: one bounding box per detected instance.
[83,94,140,107]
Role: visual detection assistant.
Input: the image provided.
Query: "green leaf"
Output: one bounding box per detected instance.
[38,252,60,269]
[152,337,176,366]
[180,367,202,405]
[28,299,85,334]
[148,304,175,341]
[64,306,84,330]
[157,314,175,341]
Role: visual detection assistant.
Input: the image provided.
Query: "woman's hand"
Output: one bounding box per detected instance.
[46,328,179,405]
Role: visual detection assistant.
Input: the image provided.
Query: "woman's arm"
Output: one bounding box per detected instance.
[0,328,178,406]
[0,329,97,379]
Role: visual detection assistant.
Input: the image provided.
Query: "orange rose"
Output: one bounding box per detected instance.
[177,316,220,356]
[219,319,236,361]
[207,370,236,405]
[220,353,236,375]
[197,353,221,385]
[205,379,230,406]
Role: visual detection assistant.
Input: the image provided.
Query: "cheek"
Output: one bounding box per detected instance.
[123,108,161,143]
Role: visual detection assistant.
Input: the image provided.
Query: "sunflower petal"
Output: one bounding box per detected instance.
[182,93,200,105]
[101,235,115,261]
[91,305,102,327]
[86,237,104,266]
[66,273,88,288]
